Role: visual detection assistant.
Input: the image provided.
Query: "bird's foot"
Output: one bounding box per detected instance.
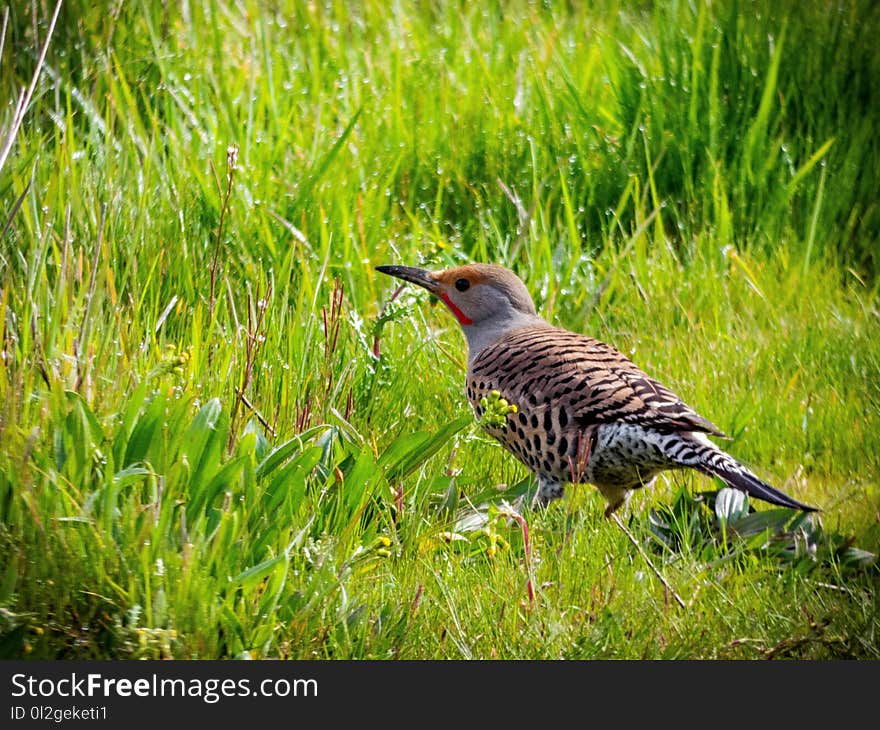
[604,501,623,519]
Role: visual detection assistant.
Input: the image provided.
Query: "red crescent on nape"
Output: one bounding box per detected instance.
[438,291,473,325]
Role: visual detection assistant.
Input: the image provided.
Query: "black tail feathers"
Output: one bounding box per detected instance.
[700,459,818,512]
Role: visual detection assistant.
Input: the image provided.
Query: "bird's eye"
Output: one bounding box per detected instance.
[455,278,470,292]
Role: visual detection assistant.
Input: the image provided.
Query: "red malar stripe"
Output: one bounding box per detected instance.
[438,292,473,325]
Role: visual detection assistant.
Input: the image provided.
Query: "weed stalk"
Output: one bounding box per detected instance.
[209,144,238,321]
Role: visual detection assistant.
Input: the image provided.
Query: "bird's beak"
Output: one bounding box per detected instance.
[375,265,440,293]
[376,264,474,326]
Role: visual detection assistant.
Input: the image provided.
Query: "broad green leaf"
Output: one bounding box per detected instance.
[231,553,288,588]
[188,454,247,520]
[256,425,327,479]
[219,604,248,653]
[378,431,431,474]
[112,379,150,466]
[840,547,876,569]
[263,445,324,514]
[730,508,795,537]
[380,415,472,481]
[184,398,228,493]
[243,419,271,462]
[113,464,152,488]
[55,391,104,482]
[123,391,167,467]
[341,449,383,515]
[65,390,104,443]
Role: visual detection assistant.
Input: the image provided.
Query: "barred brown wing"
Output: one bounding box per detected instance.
[469,326,723,437]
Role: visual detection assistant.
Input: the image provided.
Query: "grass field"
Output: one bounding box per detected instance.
[1,0,879,659]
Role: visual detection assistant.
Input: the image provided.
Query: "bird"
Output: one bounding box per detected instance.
[376,262,817,516]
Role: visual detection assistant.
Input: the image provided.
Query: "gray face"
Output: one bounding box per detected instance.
[452,277,533,324]
[375,263,538,335]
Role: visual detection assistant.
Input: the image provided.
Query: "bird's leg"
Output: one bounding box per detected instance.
[601,475,655,518]
[604,500,623,519]
[534,475,565,508]
[599,485,631,518]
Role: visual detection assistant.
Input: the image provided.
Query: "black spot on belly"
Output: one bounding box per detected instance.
[542,458,553,472]
[543,411,552,431]
[530,413,539,429]
[518,412,527,427]
[546,431,556,445]
[559,409,569,428]
[532,434,541,451]
[558,436,568,456]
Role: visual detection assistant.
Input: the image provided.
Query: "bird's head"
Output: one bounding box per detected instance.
[375,263,537,328]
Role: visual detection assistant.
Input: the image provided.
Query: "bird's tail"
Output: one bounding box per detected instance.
[679,434,817,512]
[693,444,817,512]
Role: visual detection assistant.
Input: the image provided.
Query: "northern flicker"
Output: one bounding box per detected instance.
[376,262,817,516]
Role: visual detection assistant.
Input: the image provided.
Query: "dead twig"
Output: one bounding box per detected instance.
[611,512,686,609]
[228,278,272,451]
[233,388,276,437]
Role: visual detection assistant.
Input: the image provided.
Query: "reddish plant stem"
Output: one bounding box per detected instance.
[502,505,534,606]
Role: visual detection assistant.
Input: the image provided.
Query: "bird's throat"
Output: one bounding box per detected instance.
[438,292,473,325]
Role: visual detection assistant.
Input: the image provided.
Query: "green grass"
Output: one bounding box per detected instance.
[1,0,879,659]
